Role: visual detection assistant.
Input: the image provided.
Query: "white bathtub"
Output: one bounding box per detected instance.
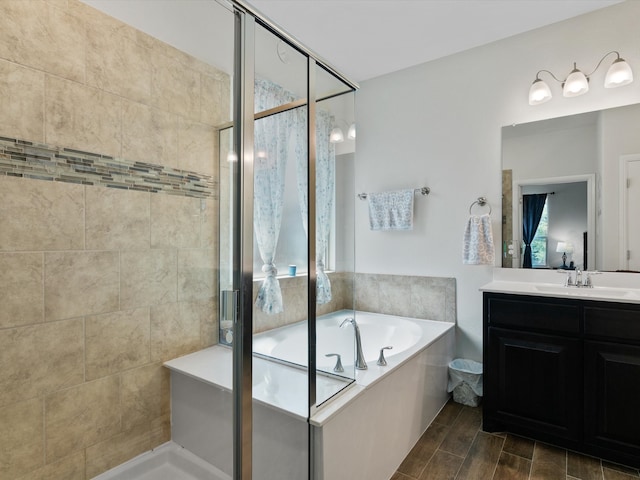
[253,310,435,383]
[164,310,455,480]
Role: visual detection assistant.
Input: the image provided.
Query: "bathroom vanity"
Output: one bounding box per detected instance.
[482,274,640,468]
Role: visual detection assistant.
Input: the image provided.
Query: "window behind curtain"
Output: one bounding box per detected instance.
[531,200,549,267]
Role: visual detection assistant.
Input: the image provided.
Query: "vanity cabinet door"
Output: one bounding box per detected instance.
[584,340,640,465]
[484,327,582,446]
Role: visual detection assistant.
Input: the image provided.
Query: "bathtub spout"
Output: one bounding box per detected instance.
[340,317,368,370]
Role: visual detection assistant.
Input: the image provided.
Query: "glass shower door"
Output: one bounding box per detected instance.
[250,22,311,480]
[313,65,358,408]
[220,6,357,478]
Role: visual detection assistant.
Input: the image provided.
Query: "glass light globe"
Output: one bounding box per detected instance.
[563,66,589,97]
[604,58,633,88]
[329,127,344,143]
[347,123,356,139]
[529,78,552,105]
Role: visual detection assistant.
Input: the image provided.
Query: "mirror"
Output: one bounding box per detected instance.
[502,103,640,272]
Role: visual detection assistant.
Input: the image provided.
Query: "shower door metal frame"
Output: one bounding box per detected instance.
[229,2,358,478]
[232,7,255,480]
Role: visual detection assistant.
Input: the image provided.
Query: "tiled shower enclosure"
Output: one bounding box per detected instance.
[0,1,229,477]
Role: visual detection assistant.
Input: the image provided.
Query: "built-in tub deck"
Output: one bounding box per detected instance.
[164,310,455,480]
[164,309,454,423]
[164,345,351,421]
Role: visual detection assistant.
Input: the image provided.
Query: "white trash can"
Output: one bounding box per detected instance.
[447,358,483,407]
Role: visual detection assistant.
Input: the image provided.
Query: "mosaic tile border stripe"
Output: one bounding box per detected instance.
[0,136,216,199]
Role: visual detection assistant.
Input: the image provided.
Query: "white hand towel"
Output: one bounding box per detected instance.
[368,189,414,231]
[463,214,495,265]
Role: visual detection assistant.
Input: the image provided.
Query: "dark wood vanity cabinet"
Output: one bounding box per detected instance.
[483,292,640,468]
[583,305,640,464]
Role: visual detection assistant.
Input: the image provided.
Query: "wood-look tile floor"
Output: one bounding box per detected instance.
[391,400,640,480]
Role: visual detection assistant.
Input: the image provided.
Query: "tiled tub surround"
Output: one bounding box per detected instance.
[355,273,457,323]
[252,271,355,334]
[0,0,229,478]
[252,273,456,334]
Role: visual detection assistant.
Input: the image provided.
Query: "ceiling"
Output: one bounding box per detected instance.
[245,0,624,82]
[85,0,624,84]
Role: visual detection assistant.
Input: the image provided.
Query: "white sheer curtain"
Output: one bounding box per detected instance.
[295,109,335,305]
[253,77,297,314]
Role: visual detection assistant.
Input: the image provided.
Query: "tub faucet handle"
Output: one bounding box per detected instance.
[325,353,344,373]
[377,346,393,366]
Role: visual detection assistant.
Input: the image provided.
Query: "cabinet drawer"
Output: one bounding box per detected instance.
[486,294,580,334]
[584,305,640,343]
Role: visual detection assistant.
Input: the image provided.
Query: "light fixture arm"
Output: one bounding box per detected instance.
[536,51,624,85]
[584,50,622,78]
[534,69,563,84]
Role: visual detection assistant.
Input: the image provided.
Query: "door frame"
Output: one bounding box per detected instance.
[619,154,640,270]
[514,173,595,269]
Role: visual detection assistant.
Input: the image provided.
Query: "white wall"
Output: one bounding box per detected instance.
[599,103,640,269]
[356,0,640,360]
[502,116,598,180]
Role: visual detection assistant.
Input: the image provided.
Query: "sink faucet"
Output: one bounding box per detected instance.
[340,317,367,370]
[583,270,602,288]
[575,269,583,287]
[560,270,574,287]
[560,269,601,288]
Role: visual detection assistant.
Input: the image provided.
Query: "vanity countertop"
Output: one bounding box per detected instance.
[481,268,640,304]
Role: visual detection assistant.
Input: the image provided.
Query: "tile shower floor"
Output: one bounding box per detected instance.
[391,399,640,480]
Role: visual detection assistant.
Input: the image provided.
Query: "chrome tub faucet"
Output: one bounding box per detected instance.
[340,317,368,370]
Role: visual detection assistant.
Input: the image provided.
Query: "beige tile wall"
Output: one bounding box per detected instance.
[0,0,228,478]
[252,271,456,334]
[502,169,513,268]
[252,271,355,334]
[355,273,457,323]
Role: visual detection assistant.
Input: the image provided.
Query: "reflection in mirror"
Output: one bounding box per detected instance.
[513,177,592,270]
[502,103,640,272]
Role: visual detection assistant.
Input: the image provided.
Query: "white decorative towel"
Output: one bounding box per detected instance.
[463,214,495,265]
[368,189,414,231]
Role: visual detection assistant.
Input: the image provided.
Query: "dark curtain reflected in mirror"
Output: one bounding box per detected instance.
[522,193,548,268]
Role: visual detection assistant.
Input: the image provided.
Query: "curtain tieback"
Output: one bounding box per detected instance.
[261,263,278,277]
[316,260,325,272]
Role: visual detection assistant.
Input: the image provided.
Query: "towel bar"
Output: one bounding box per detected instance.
[358,186,430,201]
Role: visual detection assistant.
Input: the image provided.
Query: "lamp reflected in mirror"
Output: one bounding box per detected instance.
[556,241,574,269]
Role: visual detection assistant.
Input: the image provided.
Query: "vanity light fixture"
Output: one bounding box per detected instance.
[528,51,633,106]
[329,122,356,143]
[347,123,356,140]
[329,127,344,143]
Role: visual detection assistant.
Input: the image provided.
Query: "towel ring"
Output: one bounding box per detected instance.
[469,197,492,215]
